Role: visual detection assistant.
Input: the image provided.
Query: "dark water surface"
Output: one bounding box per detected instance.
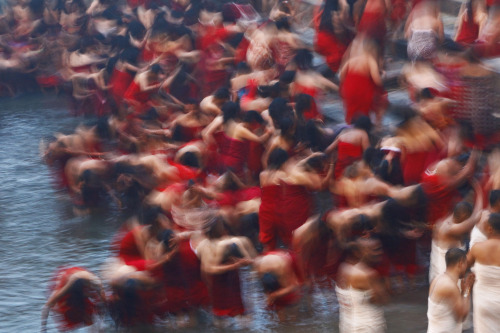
[0,93,429,332]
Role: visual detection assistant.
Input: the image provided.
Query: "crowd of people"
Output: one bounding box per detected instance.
[11,0,497,330]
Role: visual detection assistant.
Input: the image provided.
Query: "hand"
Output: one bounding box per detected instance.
[236,258,253,267]
[464,272,475,289]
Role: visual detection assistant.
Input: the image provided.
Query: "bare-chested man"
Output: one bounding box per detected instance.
[427,248,474,333]
[471,190,500,247]
[430,181,483,282]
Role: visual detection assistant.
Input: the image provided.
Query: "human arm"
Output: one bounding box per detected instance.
[447,180,484,237]
[202,116,223,144]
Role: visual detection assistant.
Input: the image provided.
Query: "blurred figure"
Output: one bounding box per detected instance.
[339,35,387,125]
[471,190,500,247]
[336,237,388,333]
[467,213,500,333]
[427,248,474,333]
[254,250,303,321]
[42,267,104,332]
[429,181,482,282]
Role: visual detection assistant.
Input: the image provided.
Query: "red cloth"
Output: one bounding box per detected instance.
[390,0,408,24]
[334,141,363,179]
[456,13,479,45]
[110,68,134,104]
[51,267,96,331]
[247,141,265,176]
[421,172,457,225]
[280,183,312,246]
[36,75,61,87]
[294,82,320,99]
[219,133,249,177]
[357,11,387,45]
[124,80,152,114]
[117,227,150,271]
[208,270,245,317]
[315,30,348,73]
[341,70,386,124]
[259,185,282,248]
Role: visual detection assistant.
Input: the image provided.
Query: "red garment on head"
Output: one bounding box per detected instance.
[208,270,245,317]
[334,141,364,179]
[421,172,458,225]
[315,30,348,73]
[51,267,96,331]
[340,70,387,124]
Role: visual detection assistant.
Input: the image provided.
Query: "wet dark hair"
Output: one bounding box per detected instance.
[278,115,295,137]
[222,101,240,123]
[158,229,175,252]
[453,201,473,220]
[243,110,264,124]
[122,278,139,318]
[419,88,435,100]
[268,98,288,124]
[128,20,146,40]
[236,62,251,74]
[140,205,163,226]
[353,115,372,133]
[150,63,163,74]
[488,213,500,233]
[381,198,409,229]
[294,49,313,70]
[120,47,140,64]
[214,87,231,100]
[445,248,466,267]
[351,214,374,235]
[304,120,323,151]
[267,148,289,170]
[67,278,86,309]
[319,0,341,33]
[279,70,296,84]
[261,272,281,293]
[489,190,500,208]
[179,151,200,168]
[222,242,244,263]
[295,94,313,119]
[257,83,280,98]
[306,153,326,172]
[239,213,259,240]
[205,216,228,239]
[275,17,291,31]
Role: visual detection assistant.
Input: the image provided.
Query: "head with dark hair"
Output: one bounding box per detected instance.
[67,278,86,309]
[267,148,289,170]
[350,214,374,236]
[319,0,340,32]
[150,63,163,74]
[353,115,372,133]
[128,20,146,40]
[488,213,500,234]
[278,114,295,137]
[236,62,251,74]
[357,236,383,265]
[243,110,264,125]
[140,205,163,228]
[268,98,288,125]
[179,151,200,168]
[294,49,313,70]
[445,247,467,268]
[205,216,228,239]
[214,87,231,102]
[305,153,327,172]
[490,190,500,209]
[222,101,240,123]
[295,93,313,118]
[222,242,244,263]
[261,272,281,293]
[419,88,435,100]
[453,201,473,222]
[275,17,291,31]
[279,70,296,84]
[158,229,175,252]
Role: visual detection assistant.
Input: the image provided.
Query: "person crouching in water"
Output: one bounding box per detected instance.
[254,250,303,321]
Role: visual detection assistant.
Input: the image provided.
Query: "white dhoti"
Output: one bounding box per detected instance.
[473,263,500,333]
[427,296,462,333]
[429,241,447,283]
[335,285,386,333]
[470,226,488,248]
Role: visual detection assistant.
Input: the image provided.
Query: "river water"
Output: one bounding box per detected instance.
[0,93,431,332]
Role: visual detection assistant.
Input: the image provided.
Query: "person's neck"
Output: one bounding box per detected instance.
[445,269,460,283]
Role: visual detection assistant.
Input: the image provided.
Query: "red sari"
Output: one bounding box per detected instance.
[340,70,387,124]
[315,30,348,73]
[421,172,458,226]
[207,269,245,317]
[51,267,97,331]
[110,68,134,104]
[334,141,364,179]
[259,184,282,248]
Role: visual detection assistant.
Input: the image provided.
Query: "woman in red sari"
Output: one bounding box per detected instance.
[314,0,350,74]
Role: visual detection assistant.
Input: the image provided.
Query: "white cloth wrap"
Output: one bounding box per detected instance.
[335,285,386,333]
[473,263,500,333]
[427,296,462,333]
